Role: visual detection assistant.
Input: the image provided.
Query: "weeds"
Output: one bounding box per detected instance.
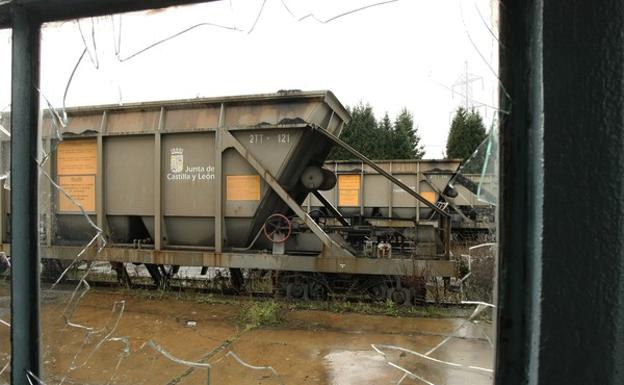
[240,300,283,328]
[285,298,460,318]
[423,305,444,317]
[323,300,376,314]
[383,299,399,317]
[451,242,496,303]
[86,285,468,320]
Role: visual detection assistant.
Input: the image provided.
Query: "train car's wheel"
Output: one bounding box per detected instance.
[388,287,411,305]
[229,268,245,293]
[145,264,165,288]
[366,283,388,302]
[286,280,307,300]
[41,259,65,283]
[308,280,328,301]
[111,262,132,287]
[145,264,178,289]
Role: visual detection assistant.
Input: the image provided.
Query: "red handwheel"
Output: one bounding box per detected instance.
[263,213,292,243]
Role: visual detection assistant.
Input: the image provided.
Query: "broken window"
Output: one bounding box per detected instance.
[1,1,500,384]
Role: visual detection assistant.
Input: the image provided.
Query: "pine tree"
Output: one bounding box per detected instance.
[393,108,425,159]
[328,104,426,160]
[329,102,378,160]
[412,125,426,159]
[378,112,394,159]
[446,107,487,160]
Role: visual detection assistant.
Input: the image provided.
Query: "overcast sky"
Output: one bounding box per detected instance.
[0,0,499,157]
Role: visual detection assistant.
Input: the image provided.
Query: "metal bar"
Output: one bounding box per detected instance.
[10,5,41,385]
[0,244,457,277]
[359,161,364,216]
[44,124,52,247]
[96,135,104,238]
[0,0,219,28]
[96,111,106,242]
[0,179,3,243]
[441,215,450,258]
[497,0,624,383]
[312,190,349,226]
[154,107,164,250]
[33,92,333,118]
[214,137,223,252]
[388,161,393,218]
[416,161,420,221]
[154,133,162,249]
[333,162,338,205]
[495,0,542,383]
[214,104,225,253]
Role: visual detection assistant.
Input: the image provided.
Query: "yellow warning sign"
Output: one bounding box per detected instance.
[58,175,96,212]
[56,139,97,213]
[227,175,261,201]
[420,191,437,204]
[57,139,97,176]
[338,174,360,206]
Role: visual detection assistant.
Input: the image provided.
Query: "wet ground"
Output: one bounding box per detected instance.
[0,288,493,385]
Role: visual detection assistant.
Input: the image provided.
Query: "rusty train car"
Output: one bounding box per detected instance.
[0,90,457,304]
[305,160,496,238]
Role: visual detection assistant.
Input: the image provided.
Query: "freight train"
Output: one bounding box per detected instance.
[0,90,463,304]
[306,160,496,239]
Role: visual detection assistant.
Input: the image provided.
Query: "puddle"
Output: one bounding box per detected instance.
[324,350,396,385]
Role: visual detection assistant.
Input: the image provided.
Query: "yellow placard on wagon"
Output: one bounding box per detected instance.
[421,191,437,204]
[56,139,97,213]
[227,175,261,201]
[338,174,360,206]
[57,139,97,176]
[58,175,96,212]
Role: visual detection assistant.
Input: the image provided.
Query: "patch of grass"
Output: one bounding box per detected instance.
[383,299,399,317]
[193,293,238,305]
[283,297,465,318]
[423,305,445,317]
[90,284,469,319]
[240,300,284,328]
[324,300,375,314]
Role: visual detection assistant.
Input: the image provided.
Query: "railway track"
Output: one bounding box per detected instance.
[43,268,470,309]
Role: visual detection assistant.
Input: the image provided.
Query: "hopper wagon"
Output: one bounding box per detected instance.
[305,160,496,238]
[0,90,456,304]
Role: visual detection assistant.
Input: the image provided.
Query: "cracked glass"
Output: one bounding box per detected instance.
[1,1,501,384]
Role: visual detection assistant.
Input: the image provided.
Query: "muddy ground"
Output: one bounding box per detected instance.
[0,287,493,385]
